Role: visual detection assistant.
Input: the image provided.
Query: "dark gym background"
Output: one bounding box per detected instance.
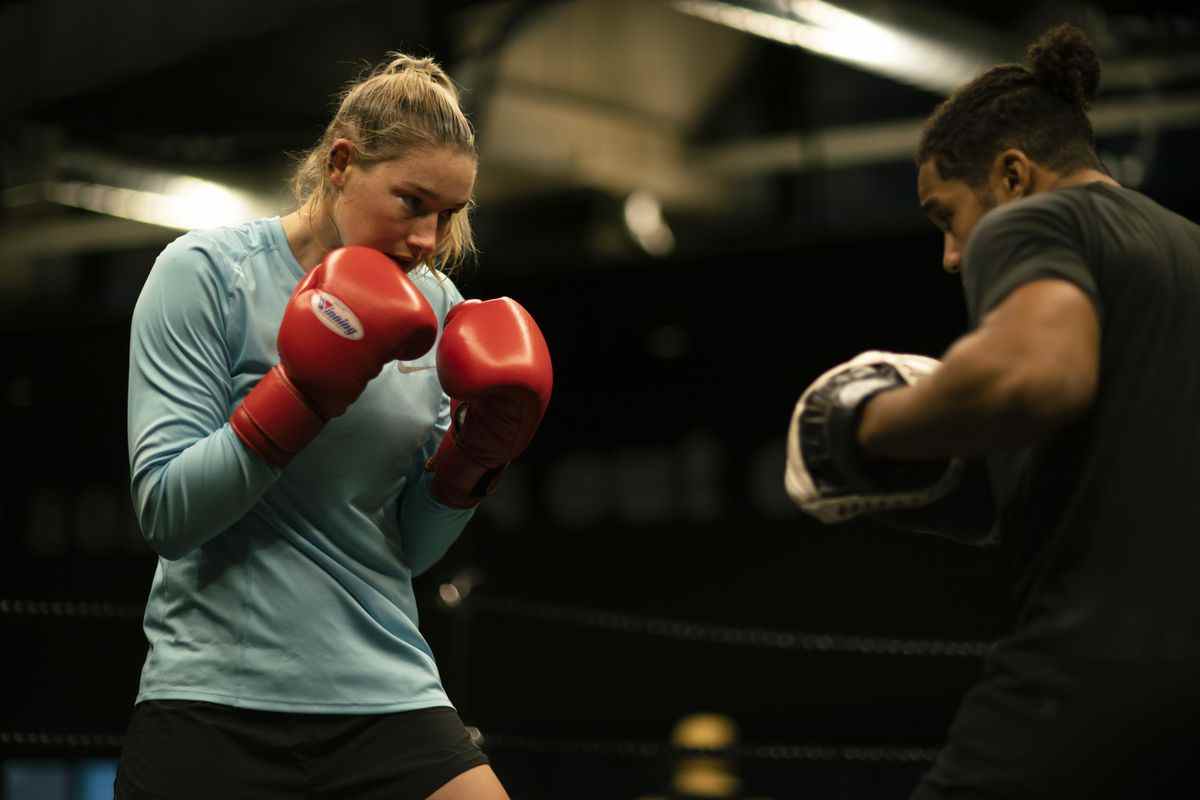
[3,1,1199,797]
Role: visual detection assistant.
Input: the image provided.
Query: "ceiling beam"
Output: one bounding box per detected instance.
[691,91,1200,176]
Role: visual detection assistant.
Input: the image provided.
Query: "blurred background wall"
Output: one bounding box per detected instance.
[3,1,1199,797]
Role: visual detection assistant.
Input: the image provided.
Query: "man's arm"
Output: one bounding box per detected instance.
[858,278,1100,460]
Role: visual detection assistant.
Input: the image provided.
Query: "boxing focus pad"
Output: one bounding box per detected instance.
[785,351,963,518]
[871,457,997,545]
[784,350,996,544]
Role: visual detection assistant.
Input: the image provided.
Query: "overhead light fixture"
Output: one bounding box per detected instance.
[673,0,990,95]
[43,175,265,230]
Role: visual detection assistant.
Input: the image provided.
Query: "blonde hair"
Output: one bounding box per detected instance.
[292,53,478,275]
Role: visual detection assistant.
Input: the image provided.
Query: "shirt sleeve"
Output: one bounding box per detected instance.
[127,235,278,560]
[398,471,476,577]
[395,275,476,576]
[961,194,1103,328]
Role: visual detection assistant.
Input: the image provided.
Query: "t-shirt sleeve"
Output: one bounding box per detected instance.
[395,272,476,576]
[127,234,278,559]
[412,268,464,470]
[961,195,1103,328]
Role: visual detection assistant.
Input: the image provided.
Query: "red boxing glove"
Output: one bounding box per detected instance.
[231,246,438,467]
[427,298,553,508]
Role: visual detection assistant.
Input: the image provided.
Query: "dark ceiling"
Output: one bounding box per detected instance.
[2,0,1198,281]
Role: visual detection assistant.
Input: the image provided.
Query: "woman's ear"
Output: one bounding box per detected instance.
[328,139,354,188]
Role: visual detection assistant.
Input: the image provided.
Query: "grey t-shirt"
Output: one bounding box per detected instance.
[962,182,1200,660]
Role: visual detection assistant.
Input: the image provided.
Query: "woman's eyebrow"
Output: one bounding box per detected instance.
[398,182,468,209]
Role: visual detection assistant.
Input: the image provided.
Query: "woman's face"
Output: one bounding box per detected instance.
[329,143,477,271]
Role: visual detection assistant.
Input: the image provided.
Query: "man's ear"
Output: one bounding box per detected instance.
[328,139,354,189]
[991,149,1034,200]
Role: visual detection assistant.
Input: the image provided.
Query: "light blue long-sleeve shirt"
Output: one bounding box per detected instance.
[127,216,474,713]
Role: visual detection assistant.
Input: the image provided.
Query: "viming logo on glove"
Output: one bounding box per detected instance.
[310,292,364,340]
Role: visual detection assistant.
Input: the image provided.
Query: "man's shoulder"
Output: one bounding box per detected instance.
[984,186,1089,231]
[966,188,1096,267]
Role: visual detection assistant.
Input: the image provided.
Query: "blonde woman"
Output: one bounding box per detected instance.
[116,53,551,799]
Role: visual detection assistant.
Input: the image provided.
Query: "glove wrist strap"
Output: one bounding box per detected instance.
[230,365,325,468]
[426,432,507,508]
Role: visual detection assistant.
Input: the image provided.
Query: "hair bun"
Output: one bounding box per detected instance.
[378,52,457,97]
[1025,23,1101,110]
[383,54,430,76]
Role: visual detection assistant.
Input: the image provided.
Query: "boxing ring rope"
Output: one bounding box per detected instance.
[473,732,939,764]
[3,596,993,656]
[466,595,991,658]
[1,598,142,621]
[0,733,125,753]
[0,729,940,765]
[4,593,988,766]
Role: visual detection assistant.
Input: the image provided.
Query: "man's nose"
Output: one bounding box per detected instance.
[942,233,962,273]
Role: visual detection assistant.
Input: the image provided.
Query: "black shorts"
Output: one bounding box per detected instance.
[114,700,489,800]
[911,647,1200,800]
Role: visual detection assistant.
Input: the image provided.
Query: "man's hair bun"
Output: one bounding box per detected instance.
[1025,23,1101,110]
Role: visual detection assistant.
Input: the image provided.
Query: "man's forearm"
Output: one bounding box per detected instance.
[856,331,1066,460]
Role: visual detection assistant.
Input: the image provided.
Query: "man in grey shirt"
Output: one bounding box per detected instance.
[789,22,1200,799]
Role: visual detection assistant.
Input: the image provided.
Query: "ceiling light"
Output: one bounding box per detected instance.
[674,0,990,94]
